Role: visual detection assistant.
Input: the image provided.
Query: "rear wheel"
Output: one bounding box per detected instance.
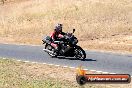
[45,44,57,57]
[74,46,86,60]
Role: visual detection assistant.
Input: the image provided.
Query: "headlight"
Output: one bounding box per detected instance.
[72,39,78,45]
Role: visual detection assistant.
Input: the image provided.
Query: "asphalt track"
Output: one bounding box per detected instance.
[0,43,132,75]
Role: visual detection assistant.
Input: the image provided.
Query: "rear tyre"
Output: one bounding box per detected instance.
[74,46,86,60]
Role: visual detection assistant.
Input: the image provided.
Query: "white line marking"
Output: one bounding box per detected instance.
[24,61,29,63]
[63,66,68,68]
[1,57,125,75]
[48,64,53,66]
[2,58,7,59]
[31,62,38,64]
[42,63,46,64]
[17,60,22,62]
[55,65,60,67]
[96,71,102,73]
[90,70,96,72]
[102,72,109,74]
[69,67,75,69]
[110,73,116,74]
[83,69,88,71]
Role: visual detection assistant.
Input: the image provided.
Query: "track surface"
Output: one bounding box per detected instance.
[0,43,132,75]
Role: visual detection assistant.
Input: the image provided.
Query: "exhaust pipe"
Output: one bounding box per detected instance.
[43,49,54,54]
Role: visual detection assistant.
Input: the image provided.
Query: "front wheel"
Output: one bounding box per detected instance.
[74,46,86,60]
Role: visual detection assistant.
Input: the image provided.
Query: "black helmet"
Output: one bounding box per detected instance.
[55,23,63,32]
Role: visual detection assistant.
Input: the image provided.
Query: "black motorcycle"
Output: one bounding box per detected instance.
[42,29,86,60]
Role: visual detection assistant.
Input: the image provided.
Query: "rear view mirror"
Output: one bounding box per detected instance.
[73,29,75,33]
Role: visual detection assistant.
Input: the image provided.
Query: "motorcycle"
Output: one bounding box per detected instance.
[42,29,86,60]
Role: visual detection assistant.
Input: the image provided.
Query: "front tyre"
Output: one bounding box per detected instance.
[74,46,86,60]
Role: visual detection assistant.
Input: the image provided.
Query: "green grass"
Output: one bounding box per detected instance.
[0,58,76,88]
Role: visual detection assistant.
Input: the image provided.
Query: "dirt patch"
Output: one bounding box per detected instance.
[0,0,132,54]
[79,34,132,54]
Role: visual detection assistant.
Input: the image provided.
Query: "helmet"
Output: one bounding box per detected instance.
[55,23,63,32]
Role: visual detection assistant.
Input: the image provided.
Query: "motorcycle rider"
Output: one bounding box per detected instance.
[50,23,66,55]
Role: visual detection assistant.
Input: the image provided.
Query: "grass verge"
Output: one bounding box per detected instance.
[0,57,132,88]
[0,58,77,88]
